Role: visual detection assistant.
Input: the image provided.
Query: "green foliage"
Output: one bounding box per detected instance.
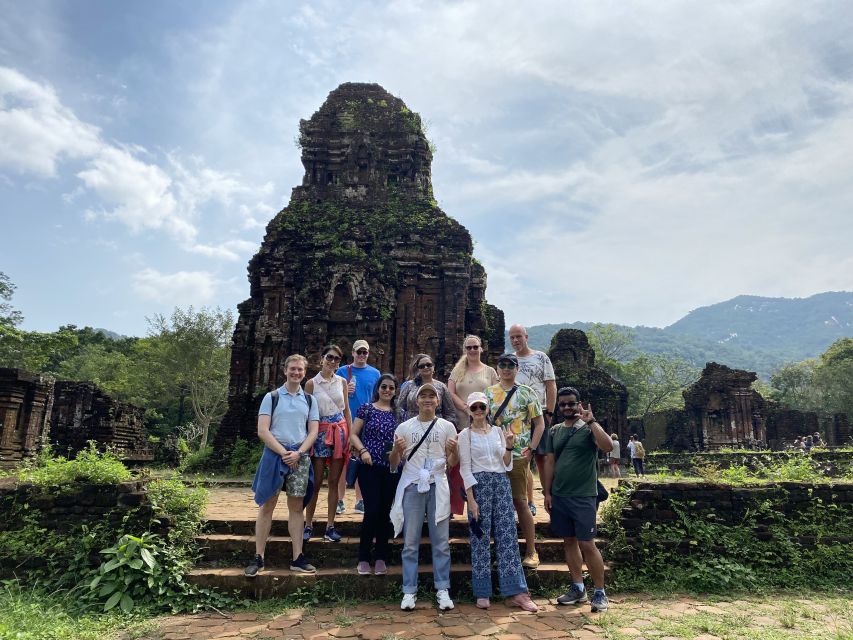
[225,438,264,477]
[146,476,208,546]
[617,353,700,417]
[0,579,153,640]
[612,494,853,592]
[0,271,23,327]
[18,443,132,487]
[178,445,215,473]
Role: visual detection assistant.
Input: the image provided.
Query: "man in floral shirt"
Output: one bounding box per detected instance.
[485,353,545,568]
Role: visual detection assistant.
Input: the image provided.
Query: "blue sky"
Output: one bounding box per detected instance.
[2,0,852,336]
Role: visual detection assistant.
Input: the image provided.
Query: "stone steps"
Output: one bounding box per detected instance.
[195,533,609,567]
[188,562,597,599]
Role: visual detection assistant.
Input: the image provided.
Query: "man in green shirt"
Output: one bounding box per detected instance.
[542,386,613,613]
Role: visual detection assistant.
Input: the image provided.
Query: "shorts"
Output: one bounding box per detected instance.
[508,457,529,501]
[550,495,597,541]
[534,422,550,456]
[284,454,311,498]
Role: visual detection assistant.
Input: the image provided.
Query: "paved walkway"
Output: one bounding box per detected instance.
[141,593,851,640]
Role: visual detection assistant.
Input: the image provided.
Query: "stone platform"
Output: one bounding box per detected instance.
[190,480,613,599]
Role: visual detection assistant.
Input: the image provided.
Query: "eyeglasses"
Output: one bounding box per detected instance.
[324,353,341,362]
[355,350,369,356]
[465,345,480,351]
[378,384,396,391]
[417,362,434,370]
[470,404,487,412]
[497,362,516,369]
[559,401,579,408]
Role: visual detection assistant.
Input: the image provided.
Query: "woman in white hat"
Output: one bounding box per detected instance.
[459,391,538,612]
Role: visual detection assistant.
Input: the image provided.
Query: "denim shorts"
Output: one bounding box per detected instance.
[550,494,597,541]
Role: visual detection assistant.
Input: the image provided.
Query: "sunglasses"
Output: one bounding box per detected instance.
[324,353,341,362]
[470,404,487,412]
[378,384,396,391]
[497,362,516,369]
[464,345,480,351]
[559,401,580,408]
[355,350,369,356]
[417,362,434,369]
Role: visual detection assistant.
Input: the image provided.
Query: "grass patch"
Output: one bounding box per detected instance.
[0,580,157,640]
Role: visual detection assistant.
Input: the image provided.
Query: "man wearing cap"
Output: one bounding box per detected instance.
[336,339,381,513]
[509,324,556,514]
[389,383,459,612]
[543,386,613,612]
[485,353,545,568]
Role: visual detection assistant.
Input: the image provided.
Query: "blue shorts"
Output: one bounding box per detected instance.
[550,495,597,541]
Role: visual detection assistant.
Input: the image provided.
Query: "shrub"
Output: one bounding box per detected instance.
[225,438,263,477]
[17,442,131,487]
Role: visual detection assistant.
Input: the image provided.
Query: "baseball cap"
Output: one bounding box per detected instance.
[497,353,518,366]
[416,382,439,398]
[352,339,370,351]
[466,391,488,407]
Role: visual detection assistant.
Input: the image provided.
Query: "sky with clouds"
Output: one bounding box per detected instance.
[2,0,852,336]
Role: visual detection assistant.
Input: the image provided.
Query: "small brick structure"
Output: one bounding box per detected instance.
[0,368,54,467]
[50,380,153,462]
[643,450,853,477]
[546,329,629,442]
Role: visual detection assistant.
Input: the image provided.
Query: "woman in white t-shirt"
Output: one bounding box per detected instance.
[608,433,621,478]
[459,392,538,612]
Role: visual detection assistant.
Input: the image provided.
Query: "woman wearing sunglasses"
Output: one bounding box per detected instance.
[349,374,401,576]
[397,354,458,426]
[303,345,352,543]
[459,392,538,612]
[448,335,498,416]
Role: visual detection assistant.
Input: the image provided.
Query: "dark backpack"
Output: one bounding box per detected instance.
[270,389,313,426]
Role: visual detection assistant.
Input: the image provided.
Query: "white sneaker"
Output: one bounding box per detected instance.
[436,589,455,611]
[401,593,417,610]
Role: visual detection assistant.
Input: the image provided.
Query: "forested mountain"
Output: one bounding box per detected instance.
[518,291,853,378]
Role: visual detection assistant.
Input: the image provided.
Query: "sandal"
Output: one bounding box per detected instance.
[476,597,491,609]
[509,592,539,612]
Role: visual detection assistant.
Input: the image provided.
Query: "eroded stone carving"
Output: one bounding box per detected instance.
[0,368,53,467]
[218,83,504,446]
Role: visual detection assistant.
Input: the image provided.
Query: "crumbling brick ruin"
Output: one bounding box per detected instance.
[0,369,53,467]
[218,83,505,446]
[0,369,152,465]
[546,329,628,440]
[50,381,153,461]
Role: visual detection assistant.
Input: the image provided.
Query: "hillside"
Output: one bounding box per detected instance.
[517,292,853,378]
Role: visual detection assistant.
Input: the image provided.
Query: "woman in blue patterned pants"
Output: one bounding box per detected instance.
[459,392,538,611]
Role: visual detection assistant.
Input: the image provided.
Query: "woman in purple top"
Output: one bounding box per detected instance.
[349,373,401,576]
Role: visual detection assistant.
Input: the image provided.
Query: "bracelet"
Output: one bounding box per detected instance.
[505,448,514,452]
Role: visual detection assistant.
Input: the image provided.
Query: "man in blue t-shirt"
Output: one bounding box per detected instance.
[244,354,319,578]
[335,339,381,514]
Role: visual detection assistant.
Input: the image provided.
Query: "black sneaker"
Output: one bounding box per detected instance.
[290,553,317,574]
[244,554,264,578]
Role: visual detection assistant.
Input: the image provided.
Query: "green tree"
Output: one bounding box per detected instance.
[146,307,234,448]
[619,353,700,417]
[813,338,853,418]
[769,360,821,410]
[587,322,636,377]
[0,325,79,373]
[0,271,23,327]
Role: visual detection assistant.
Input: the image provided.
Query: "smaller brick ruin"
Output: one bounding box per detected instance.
[0,368,152,465]
[50,381,153,461]
[546,329,628,440]
[0,368,53,467]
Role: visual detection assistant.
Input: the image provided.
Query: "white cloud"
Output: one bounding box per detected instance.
[188,239,258,261]
[0,66,101,175]
[132,268,219,305]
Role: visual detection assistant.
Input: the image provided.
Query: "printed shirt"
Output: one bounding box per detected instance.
[545,420,599,498]
[258,386,320,446]
[484,383,543,459]
[356,403,399,468]
[515,350,555,407]
[394,416,457,475]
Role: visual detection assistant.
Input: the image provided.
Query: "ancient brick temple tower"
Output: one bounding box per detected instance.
[217,83,505,446]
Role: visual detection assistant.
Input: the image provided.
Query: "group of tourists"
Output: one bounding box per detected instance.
[245,326,613,614]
